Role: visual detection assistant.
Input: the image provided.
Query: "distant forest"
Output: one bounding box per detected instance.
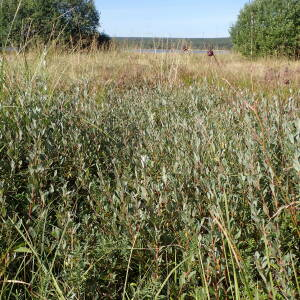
[113,37,232,50]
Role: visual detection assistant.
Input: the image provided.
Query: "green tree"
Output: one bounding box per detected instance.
[230,0,300,58]
[0,0,100,47]
[59,0,100,37]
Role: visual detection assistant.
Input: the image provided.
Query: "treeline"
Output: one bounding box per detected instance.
[114,37,232,50]
[0,0,110,49]
[230,0,299,58]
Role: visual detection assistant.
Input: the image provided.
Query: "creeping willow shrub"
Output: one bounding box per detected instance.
[0,76,299,299]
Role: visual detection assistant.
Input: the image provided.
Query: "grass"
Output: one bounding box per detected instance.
[0,47,299,299]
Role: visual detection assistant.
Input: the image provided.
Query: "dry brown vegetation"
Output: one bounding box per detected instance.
[4,49,300,96]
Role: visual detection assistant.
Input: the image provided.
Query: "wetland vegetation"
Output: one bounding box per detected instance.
[0,48,299,299]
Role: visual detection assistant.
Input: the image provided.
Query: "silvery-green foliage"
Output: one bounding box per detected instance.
[0,77,299,299]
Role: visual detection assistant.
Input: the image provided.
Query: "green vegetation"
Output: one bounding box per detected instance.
[0,49,299,299]
[0,0,101,48]
[114,37,232,50]
[230,0,300,58]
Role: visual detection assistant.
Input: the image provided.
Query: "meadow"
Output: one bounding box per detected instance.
[0,47,299,299]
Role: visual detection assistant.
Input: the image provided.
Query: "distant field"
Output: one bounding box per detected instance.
[0,48,299,299]
[113,36,232,49]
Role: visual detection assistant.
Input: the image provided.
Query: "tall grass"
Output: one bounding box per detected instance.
[0,48,299,299]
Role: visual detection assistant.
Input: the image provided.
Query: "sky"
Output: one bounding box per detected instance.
[94,0,249,38]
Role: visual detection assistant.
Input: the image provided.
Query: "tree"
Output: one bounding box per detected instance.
[230,0,300,58]
[59,0,99,38]
[0,0,102,48]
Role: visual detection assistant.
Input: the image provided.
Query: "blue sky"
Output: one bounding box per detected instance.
[94,0,249,38]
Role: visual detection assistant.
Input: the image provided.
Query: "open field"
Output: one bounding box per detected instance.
[4,48,300,94]
[0,49,300,299]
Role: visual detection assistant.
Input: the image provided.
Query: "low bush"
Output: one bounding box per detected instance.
[0,52,299,299]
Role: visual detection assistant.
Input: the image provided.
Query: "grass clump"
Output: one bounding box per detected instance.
[0,50,299,299]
